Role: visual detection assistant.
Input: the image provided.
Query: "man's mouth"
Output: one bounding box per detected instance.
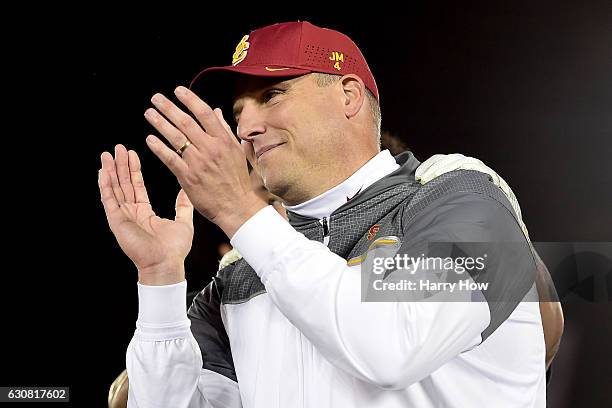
[256,143,285,159]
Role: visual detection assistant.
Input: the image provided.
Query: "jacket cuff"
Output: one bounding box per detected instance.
[136,280,191,340]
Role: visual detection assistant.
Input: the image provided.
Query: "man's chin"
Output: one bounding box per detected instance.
[259,159,282,182]
[261,172,290,200]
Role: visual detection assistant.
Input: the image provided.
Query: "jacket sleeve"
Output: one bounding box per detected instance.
[230,194,536,390]
[126,280,242,408]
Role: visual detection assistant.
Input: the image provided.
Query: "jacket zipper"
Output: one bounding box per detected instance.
[322,217,330,237]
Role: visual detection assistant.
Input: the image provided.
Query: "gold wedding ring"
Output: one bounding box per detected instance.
[176,139,192,157]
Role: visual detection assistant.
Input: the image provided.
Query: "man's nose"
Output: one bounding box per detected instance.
[236,102,266,141]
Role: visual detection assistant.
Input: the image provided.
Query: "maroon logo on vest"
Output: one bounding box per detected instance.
[367,224,380,240]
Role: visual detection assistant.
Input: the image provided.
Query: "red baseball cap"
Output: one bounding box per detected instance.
[189,21,379,113]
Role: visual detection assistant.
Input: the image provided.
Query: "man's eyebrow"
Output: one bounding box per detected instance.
[232,80,293,121]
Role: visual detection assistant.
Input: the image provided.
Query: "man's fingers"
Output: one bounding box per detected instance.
[240,139,256,169]
[115,144,136,203]
[98,167,119,213]
[145,135,190,180]
[213,108,240,146]
[144,106,200,158]
[128,150,150,204]
[213,108,232,134]
[101,151,126,204]
[148,91,208,150]
[175,188,194,226]
[98,166,129,233]
[173,87,230,140]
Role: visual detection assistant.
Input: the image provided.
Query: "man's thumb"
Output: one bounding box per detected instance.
[175,189,194,224]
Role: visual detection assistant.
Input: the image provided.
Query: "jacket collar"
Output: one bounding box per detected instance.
[287,151,420,227]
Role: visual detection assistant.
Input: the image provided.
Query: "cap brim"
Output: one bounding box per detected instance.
[189,65,311,124]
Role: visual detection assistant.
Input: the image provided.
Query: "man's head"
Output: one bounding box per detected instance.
[190,21,382,204]
[231,72,380,204]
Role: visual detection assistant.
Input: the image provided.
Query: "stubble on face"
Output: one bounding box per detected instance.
[233,74,346,205]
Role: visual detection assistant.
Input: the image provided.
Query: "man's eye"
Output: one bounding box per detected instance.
[263,90,282,102]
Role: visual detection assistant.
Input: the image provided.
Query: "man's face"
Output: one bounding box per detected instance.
[232,74,344,204]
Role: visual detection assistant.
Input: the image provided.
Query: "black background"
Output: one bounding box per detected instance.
[4,1,611,406]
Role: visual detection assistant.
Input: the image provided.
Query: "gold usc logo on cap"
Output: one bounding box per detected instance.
[232,35,250,66]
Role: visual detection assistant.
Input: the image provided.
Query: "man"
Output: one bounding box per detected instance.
[99,21,561,407]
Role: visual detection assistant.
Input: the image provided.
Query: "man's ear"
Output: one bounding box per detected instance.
[340,75,366,119]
